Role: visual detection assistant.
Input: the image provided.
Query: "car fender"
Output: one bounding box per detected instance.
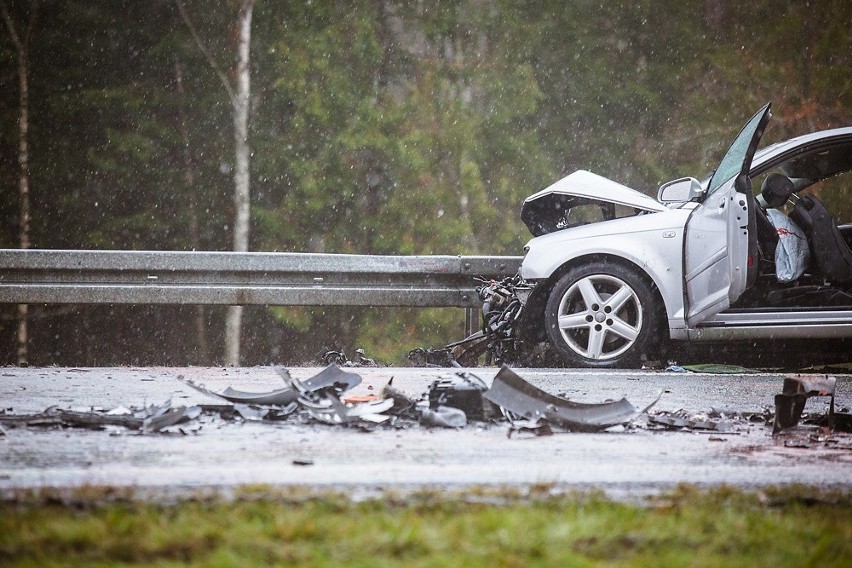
[520,207,693,332]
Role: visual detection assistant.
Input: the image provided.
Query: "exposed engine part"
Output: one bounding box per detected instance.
[476,275,530,365]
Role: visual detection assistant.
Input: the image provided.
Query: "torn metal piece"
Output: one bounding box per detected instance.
[179,365,359,408]
[218,386,299,406]
[417,404,467,428]
[142,400,201,433]
[179,377,298,406]
[773,376,836,433]
[292,364,362,395]
[483,366,657,432]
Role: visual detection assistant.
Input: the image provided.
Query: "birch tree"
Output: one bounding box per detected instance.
[176,0,254,366]
[2,0,37,365]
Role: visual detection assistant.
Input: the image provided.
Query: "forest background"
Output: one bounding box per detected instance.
[1,0,850,366]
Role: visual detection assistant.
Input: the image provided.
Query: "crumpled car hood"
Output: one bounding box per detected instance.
[521,170,666,237]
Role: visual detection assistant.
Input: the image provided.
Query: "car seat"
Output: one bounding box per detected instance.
[789,192,852,285]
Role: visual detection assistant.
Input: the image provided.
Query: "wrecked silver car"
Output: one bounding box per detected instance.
[516,103,852,368]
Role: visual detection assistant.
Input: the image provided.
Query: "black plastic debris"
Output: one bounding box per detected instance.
[483,366,657,432]
[428,372,492,421]
[773,376,836,433]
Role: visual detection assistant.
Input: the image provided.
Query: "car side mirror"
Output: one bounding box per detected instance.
[657,177,703,204]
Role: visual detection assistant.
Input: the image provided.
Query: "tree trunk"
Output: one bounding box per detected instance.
[223,0,254,366]
[176,0,254,366]
[174,58,209,364]
[2,2,36,366]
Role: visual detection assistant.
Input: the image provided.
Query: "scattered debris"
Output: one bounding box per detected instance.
[664,364,758,374]
[321,348,378,367]
[9,366,844,443]
[0,402,199,434]
[483,366,658,432]
[773,376,836,433]
[648,411,732,431]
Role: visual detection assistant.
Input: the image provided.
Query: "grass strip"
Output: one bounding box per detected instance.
[1,484,850,567]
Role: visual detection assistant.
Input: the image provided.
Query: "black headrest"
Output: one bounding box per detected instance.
[760,173,795,208]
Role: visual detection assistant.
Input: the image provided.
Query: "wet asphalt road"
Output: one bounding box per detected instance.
[1,366,850,500]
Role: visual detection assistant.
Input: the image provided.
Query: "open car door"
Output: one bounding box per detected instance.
[684,103,772,326]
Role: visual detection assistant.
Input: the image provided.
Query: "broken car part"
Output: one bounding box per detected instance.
[773,376,836,433]
[417,404,467,428]
[298,394,393,425]
[179,364,361,407]
[142,400,202,433]
[286,364,362,395]
[483,366,657,432]
[428,372,493,421]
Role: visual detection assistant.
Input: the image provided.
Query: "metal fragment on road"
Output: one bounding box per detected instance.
[143,400,202,433]
[290,365,362,394]
[483,366,657,432]
[773,375,836,433]
[179,365,360,407]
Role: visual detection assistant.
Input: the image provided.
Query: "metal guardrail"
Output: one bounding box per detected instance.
[0,249,523,308]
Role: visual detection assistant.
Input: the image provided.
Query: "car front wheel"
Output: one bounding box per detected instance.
[544,261,661,368]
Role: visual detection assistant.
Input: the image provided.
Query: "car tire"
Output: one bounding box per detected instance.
[544,261,661,368]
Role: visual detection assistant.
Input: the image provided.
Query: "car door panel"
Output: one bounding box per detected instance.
[684,103,771,327]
